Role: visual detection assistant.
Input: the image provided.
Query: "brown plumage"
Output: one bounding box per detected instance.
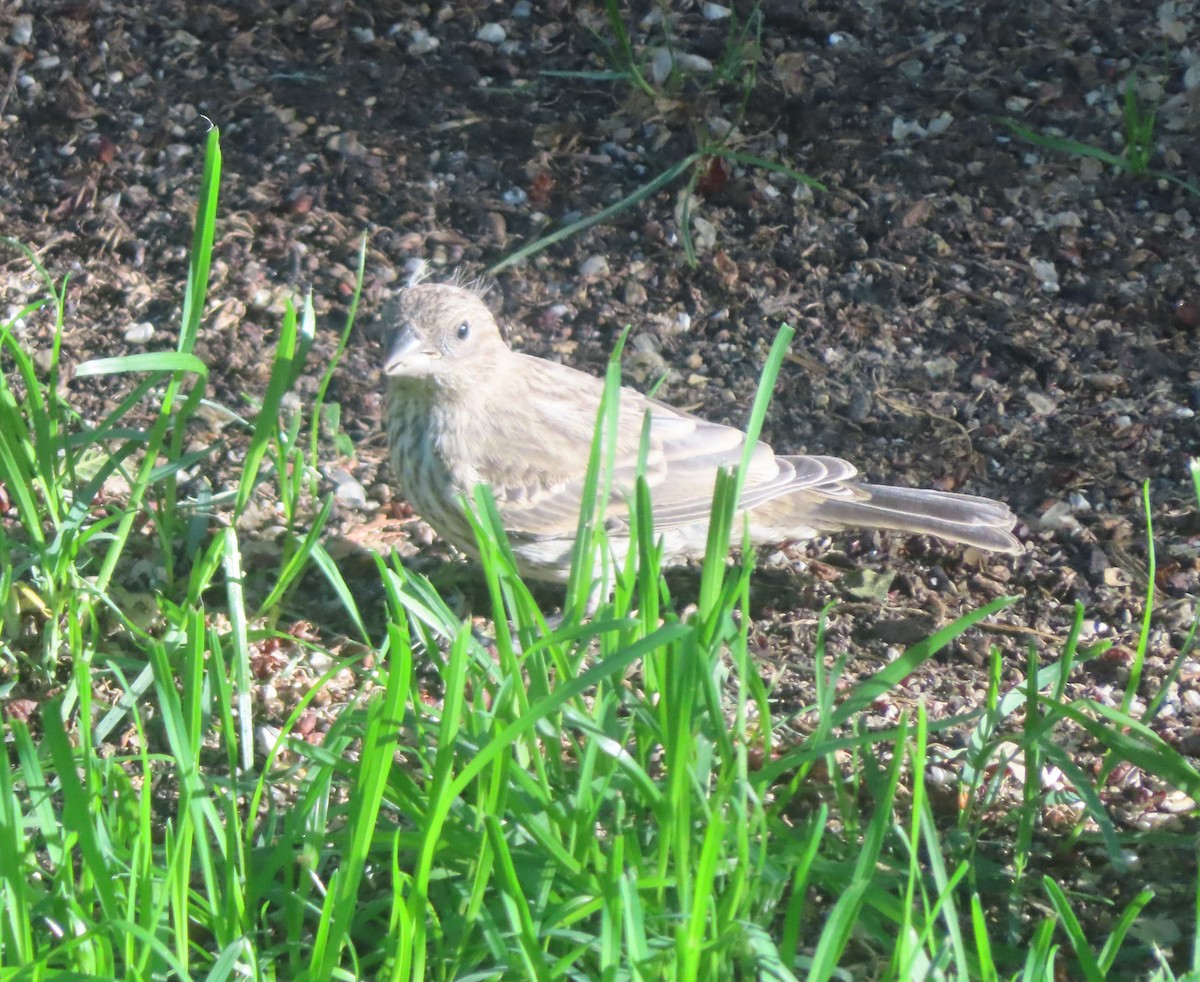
[383,281,1020,581]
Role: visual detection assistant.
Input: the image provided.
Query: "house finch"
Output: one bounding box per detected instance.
[383,281,1020,581]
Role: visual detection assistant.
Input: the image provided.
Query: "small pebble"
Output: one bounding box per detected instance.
[1029,258,1059,293]
[926,111,953,135]
[408,29,439,55]
[476,23,506,44]
[892,117,925,141]
[1025,391,1057,415]
[649,47,673,85]
[922,355,957,378]
[1067,491,1091,511]
[623,280,648,306]
[11,15,33,45]
[124,322,155,344]
[1045,210,1081,229]
[256,725,281,756]
[1039,500,1081,530]
[674,52,713,74]
[579,254,609,278]
[335,477,368,510]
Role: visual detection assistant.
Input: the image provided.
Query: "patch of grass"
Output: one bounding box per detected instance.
[3,131,1200,979]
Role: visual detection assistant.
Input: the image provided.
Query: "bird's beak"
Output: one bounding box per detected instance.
[385,326,440,377]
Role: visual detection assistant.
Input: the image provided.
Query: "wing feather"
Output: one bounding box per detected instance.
[478,357,864,538]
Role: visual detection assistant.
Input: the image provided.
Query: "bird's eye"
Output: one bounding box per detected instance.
[455,322,470,341]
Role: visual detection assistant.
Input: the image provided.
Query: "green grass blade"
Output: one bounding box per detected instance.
[490,152,701,273]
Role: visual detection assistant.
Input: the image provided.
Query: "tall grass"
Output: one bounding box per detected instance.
[2,130,1198,980]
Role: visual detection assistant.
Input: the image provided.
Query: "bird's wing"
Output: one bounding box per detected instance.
[465,355,649,537]
[473,354,858,538]
[630,405,860,531]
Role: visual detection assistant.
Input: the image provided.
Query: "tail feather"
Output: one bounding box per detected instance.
[803,483,1022,554]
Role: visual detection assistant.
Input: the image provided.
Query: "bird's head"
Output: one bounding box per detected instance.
[382,283,506,382]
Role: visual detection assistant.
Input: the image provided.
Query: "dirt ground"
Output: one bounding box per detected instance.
[2,0,1199,939]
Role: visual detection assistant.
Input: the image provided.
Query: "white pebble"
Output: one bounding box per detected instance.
[1025,391,1057,415]
[1029,258,1059,293]
[124,322,155,344]
[674,52,713,74]
[256,725,281,756]
[579,254,610,278]
[11,15,33,45]
[926,111,954,135]
[648,47,674,86]
[923,355,958,378]
[408,29,439,56]
[1039,500,1081,530]
[476,23,506,44]
[1046,210,1081,229]
[335,477,368,510]
[891,117,926,141]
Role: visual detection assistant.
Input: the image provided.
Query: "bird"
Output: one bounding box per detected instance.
[382,279,1021,583]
